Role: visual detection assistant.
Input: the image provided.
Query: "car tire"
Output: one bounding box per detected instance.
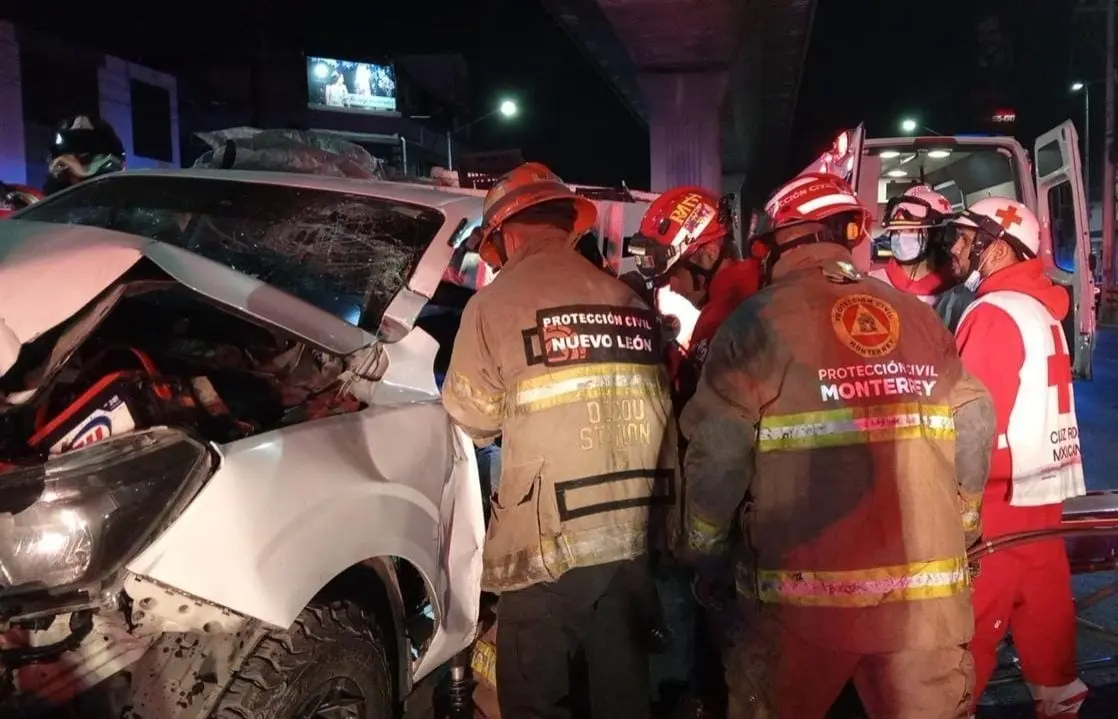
[212,600,393,719]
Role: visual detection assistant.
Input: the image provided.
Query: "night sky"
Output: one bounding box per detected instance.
[4,0,1096,194]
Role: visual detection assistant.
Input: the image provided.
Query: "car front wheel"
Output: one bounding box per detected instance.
[213,600,393,719]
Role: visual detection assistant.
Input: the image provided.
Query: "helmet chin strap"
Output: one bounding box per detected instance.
[682,246,725,304]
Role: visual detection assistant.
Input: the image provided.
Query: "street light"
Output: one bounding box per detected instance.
[446,97,519,171]
[899,117,944,136]
[1071,81,1091,200]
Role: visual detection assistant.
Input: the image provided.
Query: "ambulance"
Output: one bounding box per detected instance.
[797,121,1095,379]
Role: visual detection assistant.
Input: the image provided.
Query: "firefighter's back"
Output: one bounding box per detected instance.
[471,244,676,593]
[735,263,973,653]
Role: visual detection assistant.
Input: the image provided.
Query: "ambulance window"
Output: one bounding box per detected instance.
[869,146,1021,236]
[1046,181,1077,273]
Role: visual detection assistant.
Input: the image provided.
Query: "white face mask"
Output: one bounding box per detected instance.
[963,250,992,292]
[889,230,925,263]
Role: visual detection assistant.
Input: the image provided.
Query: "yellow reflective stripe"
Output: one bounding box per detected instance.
[471,637,497,687]
[744,557,969,608]
[758,402,954,452]
[511,362,663,415]
[482,520,649,593]
[961,495,982,533]
[687,514,727,554]
[447,371,504,419]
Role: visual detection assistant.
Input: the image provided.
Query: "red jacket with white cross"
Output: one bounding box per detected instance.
[954,258,1075,538]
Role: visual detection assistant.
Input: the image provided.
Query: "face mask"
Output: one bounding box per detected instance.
[962,249,992,292]
[889,230,925,263]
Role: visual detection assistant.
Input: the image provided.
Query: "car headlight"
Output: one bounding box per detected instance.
[0,428,212,599]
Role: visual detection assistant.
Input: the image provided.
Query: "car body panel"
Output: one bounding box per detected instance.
[127,377,484,682]
[0,168,488,359]
[0,222,144,375]
[0,220,376,361]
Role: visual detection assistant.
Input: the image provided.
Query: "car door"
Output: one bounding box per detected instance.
[378,194,484,341]
[1034,120,1095,379]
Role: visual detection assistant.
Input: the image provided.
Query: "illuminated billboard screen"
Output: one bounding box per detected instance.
[307,56,397,115]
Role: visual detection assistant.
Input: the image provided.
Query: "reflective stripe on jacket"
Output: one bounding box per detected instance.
[443,237,677,593]
[679,243,989,653]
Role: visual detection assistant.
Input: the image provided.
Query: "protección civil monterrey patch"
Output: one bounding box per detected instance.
[830,293,901,358]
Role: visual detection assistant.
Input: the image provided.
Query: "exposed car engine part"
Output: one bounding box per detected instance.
[0,276,365,462]
[0,612,93,669]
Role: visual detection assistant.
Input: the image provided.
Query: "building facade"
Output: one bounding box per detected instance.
[0,20,180,189]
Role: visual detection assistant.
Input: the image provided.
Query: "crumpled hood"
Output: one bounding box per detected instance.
[977,258,1069,321]
[0,221,375,378]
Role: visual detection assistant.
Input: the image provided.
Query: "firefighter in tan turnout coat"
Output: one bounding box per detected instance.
[677,173,997,718]
[442,162,676,719]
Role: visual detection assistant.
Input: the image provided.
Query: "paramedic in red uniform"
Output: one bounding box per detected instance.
[627,187,762,717]
[948,198,1088,717]
[628,186,762,403]
[871,185,974,331]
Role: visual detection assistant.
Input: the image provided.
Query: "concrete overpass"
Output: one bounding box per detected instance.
[541,0,816,205]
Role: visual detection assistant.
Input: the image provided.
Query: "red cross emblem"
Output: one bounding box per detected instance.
[1047,325,1073,414]
[994,205,1023,230]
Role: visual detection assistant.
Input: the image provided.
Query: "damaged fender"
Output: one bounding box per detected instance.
[126,394,485,682]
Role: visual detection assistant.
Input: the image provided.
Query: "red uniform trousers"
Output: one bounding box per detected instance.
[969,501,1086,717]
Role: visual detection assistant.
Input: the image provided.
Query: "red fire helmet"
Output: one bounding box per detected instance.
[628,186,730,280]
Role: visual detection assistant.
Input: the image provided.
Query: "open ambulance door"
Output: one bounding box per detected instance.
[795,124,866,187]
[1034,119,1095,380]
[785,124,873,268]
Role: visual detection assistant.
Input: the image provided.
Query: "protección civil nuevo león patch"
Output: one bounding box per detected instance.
[522,304,660,368]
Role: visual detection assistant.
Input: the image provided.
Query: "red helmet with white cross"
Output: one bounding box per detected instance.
[951,197,1039,258]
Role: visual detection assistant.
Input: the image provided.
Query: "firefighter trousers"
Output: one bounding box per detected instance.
[691,603,728,702]
[969,539,1087,717]
[723,609,974,719]
[495,560,652,719]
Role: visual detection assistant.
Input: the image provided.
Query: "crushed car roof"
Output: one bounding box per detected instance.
[112,168,484,210]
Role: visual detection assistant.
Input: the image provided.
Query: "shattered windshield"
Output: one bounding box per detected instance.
[16,174,444,328]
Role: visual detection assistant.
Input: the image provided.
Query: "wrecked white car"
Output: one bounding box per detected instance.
[0,168,488,718]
